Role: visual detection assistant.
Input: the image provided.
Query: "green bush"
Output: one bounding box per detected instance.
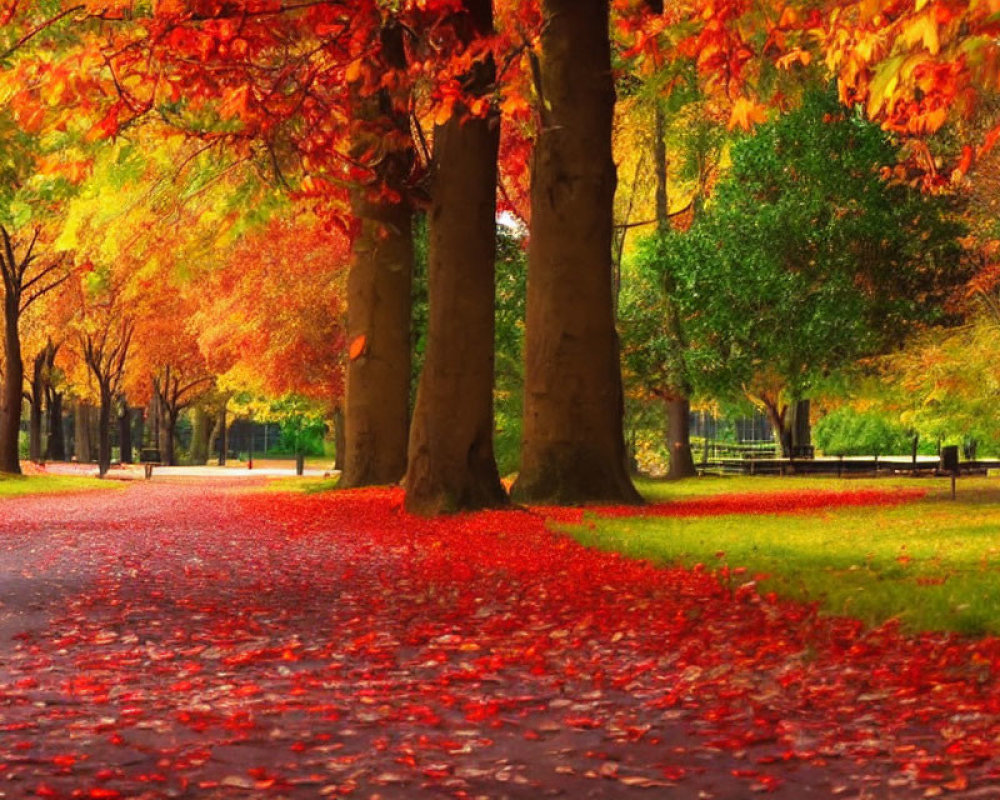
[814,407,919,456]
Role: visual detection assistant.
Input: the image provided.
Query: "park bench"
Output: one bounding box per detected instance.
[140,448,161,479]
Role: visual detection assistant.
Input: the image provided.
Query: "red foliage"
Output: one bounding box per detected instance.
[0,483,996,797]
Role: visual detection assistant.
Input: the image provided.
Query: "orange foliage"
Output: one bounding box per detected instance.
[195,211,349,406]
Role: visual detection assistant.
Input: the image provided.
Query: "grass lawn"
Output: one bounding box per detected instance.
[0,473,116,497]
[562,475,1000,637]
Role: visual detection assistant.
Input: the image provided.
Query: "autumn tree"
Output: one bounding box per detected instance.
[513,0,641,505]
[0,225,69,473]
[405,0,507,514]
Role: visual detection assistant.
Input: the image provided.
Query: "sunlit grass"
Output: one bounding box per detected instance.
[0,473,117,497]
[566,475,1000,636]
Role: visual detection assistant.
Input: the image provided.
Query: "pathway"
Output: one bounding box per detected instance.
[1,482,998,799]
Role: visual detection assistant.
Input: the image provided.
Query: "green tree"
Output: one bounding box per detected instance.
[632,88,967,456]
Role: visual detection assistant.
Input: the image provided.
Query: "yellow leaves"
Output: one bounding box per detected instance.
[727,97,767,131]
[900,11,941,55]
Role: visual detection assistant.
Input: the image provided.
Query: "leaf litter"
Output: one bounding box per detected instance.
[0,482,997,798]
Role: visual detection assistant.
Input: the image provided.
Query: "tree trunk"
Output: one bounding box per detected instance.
[513,0,641,505]
[97,383,112,477]
[161,407,177,466]
[189,406,211,465]
[215,405,227,466]
[149,386,161,450]
[405,0,507,515]
[332,403,345,472]
[655,101,697,480]
[789,398,811,456]
[28,350,45,464]
[134,407,145,453]
[45,390,65,462]
[74,401,94,463]
[0,293,23,473]
[666,395,697,479]
[341,23,413,488]
[118,402,133,464]
[762,400,791,458]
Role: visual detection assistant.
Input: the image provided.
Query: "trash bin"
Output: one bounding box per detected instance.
[940,445,959,474]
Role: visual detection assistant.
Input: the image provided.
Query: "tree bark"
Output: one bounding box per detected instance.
[74,401,94,463]
[513,0,641,505]
[96,383,112,477]
[789,398,811,455]
[28,349,45,464]
[0,291,23,473]
[405,0,507,515]
[666,395,697,479]
[332,402,345,472]
[215,405,227,466]
[118,402,133,464]
[341,22,413,488]
[45,390,65,462]
[189,406,211,465]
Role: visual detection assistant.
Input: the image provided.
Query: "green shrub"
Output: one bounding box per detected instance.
[814,407,918,456]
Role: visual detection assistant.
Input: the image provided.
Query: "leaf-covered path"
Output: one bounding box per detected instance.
[1,482,998,799]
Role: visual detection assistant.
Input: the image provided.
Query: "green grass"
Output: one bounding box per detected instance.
[564,475,1000,636]
[0,473,117,497]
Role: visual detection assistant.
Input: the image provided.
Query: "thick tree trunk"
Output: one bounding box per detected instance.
[0,294,23,473]
[666,395,697,479]
[74,401,94,463]
[45,391,65,462]
[189,407,211,465]
[28,350,45,464]
[405,0,507,515]
[513,0,641,505]
[118,403,133,464]
[97,384,112,477]
[789,398,811,455]
[341,23,413,488]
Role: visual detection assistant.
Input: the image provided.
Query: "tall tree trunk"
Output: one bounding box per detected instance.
[118,403,133,464]
[513,0,641,505]
[97,383,112,477]
[149,385,161,450]
[0,293,23,473]
[189,406,211,465]
[655,102,697,480]
[215,405,227,466]
[74,401,94,463]
[28,349,45,464]
[332,403,345,472]
[45,390,65,462]
[341,23,413,488]
[405,0,506,515]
